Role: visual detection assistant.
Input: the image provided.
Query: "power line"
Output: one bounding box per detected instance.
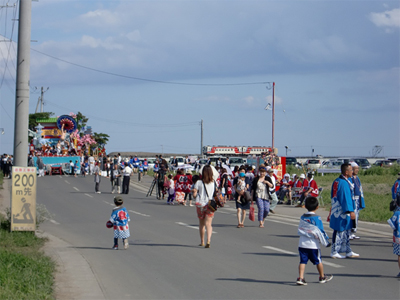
[31,48,271,87]
[45,99,200,128]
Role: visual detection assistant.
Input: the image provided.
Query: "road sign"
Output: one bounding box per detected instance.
[11,167,37,231]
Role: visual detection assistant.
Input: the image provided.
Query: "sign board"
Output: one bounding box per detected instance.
[11,167,37,231]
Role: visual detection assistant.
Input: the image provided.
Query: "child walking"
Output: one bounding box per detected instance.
[167,174,175,205]
[297,197,333,285]
[387,194,400,277]
[109,196,130,250]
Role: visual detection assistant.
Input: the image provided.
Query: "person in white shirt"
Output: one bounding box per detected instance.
[192,165,218,248]
[122,162,132,194]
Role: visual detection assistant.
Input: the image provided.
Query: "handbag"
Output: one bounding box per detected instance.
[203,181,218,212]
[249,203,255,222]
[213,181,225,208]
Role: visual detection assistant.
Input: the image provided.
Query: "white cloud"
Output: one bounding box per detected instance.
[126,30,141,43]
[369,8,400,28]
[243,96,254,104]
[80,9,121,27]
[80,35,123,50]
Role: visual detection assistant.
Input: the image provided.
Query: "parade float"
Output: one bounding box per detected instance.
[29,113,99,175]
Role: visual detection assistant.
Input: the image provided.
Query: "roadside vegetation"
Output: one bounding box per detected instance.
[0,173,55,300]
[286,165,399,223]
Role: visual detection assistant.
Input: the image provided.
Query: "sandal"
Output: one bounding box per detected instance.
[199,243,205,246]
[259,224,264,228]
[205,243,210,248]
[237,224,241,228]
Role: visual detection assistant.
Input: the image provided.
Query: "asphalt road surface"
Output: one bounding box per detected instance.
[38,175,399,300]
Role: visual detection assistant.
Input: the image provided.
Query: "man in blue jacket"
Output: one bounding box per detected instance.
[330,163,359,259]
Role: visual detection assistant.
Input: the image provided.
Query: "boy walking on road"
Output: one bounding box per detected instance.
[297,197,333,285]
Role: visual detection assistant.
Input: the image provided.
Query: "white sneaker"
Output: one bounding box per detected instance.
[346,251,359,258]
[330,252,346,259]
[124,239,129,250]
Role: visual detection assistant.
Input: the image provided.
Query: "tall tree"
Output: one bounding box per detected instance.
[93,132,110,147]
[76,111,89,132]
[28,112,54,130]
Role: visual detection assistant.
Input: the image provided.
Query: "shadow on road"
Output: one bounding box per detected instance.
[216,277,295,286]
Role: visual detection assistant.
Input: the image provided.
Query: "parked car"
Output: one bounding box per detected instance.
[321,160,341,169]
[351,158,371,169]
[146,157,157,170]
[285,157,300,168]
[305,159,322,170]
[228,157,246,168]
[169,156,185,169]
[373,160,393,167]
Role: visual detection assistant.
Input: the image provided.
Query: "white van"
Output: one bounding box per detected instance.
[228,157,246,168]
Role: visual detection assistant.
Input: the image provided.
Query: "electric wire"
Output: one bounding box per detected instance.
[31,48,271,87]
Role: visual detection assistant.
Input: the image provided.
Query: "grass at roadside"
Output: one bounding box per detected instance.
[0,216,55,300]
[0,172,55,300]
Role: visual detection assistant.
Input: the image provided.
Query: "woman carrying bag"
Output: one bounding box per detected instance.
[251,166,273,228]
[192,165,216,248]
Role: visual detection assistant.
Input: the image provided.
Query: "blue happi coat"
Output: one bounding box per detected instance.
[330,176,355,231]
[350,176,365,210]
[388,206,400,244]
[298,213,329,247]
[392,179,400,200]
[110,206,130,239]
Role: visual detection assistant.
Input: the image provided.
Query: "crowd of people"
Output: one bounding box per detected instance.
[10,149,400,280]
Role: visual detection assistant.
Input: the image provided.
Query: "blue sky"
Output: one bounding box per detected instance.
[0,0,399,157]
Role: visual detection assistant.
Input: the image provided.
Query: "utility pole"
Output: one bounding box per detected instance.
[35,87,49,113]
[272,82,275,151]
[13,0,32,167]
[200,119,203,157]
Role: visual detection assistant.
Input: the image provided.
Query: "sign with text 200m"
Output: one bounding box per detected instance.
[11,167,37,231]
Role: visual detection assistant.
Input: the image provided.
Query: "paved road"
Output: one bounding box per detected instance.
[37,174,399,300]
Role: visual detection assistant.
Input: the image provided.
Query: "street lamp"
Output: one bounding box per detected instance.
[285,146,289,156]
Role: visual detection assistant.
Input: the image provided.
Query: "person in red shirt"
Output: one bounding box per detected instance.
[297,172,319,207]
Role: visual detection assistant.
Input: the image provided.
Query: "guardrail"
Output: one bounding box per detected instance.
[317,168,341,176]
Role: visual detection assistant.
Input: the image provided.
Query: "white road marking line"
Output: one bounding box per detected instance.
[263,246,297,255]
[128,210,150,217]
[65,180,70,184]
[85,193,93,198]
[73,187,79,191]
[321,260,344,268]
[262,246,344,268]
[176,222,217,233]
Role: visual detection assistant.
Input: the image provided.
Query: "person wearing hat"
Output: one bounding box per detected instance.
[267,167,279,214]
[234,167,252,227]
[278,173,292,204]
[350,162,365,240]
[122,161,133,194]
[296,172,319,207]
[109,196,130,250]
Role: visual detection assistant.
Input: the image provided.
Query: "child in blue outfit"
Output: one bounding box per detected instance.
[297,197,333,285]
[109,196,130,250]
[387,194,400,277]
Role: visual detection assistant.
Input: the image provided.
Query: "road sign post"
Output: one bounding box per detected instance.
[11,167,37,231]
